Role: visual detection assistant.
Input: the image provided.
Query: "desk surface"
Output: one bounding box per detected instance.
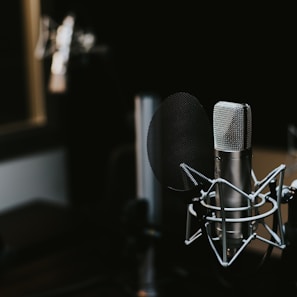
[0,201,128,297]
[253,146,297,184]
[0,201,290,297]
[248,147,297,257]
[0,147,296,296]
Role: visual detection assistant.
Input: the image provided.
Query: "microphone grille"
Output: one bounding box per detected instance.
[213,101,252,151]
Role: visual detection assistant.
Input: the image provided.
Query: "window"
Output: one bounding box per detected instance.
[0,0,46,135]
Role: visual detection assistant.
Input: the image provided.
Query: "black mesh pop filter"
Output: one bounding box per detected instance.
[147,92,214,192]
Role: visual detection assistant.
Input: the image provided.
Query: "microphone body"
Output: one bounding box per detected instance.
[213,101,252,257]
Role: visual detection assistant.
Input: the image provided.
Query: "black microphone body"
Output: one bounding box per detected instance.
[213,101,252,258]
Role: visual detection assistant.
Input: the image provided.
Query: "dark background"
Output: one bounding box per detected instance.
[41,1,296,150]
[38,1,297,206]
[0,2,296,296]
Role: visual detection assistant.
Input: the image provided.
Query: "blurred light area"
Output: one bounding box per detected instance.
[35,13,109,94]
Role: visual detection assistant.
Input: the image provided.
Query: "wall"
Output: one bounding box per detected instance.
[0,147,69,214]
[39,1,296,151]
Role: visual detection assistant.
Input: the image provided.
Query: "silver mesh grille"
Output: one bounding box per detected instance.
[213,101,252,151]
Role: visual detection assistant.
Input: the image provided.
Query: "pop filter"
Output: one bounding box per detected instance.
[147,92,213,192]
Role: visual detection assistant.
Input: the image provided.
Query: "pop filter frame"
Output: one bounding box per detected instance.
[147,92,214,192]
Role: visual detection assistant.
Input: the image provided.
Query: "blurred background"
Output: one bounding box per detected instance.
[0,1,295,296]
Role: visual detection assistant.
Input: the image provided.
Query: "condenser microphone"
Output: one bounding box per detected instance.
[213,101,252,259]
[146,93,288,267]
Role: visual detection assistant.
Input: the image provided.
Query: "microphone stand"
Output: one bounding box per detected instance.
[282,185,297,295]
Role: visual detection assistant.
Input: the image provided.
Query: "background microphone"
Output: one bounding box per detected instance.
[134,92,161,297]
[213,101,252,259]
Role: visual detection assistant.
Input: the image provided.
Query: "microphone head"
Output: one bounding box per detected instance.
[213,101,252,152]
